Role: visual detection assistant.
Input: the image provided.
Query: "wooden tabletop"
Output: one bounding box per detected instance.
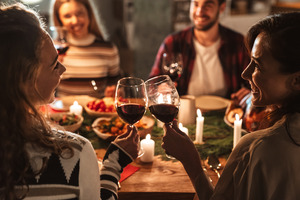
[118,156,195,200]
[97,153,226,200]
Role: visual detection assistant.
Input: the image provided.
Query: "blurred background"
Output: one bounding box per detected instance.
[1,0,300,80]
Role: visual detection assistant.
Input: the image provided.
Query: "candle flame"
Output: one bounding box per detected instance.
[197,109,202,117]
[73,101,79,106]
[235,114,240,121]
[146,134,151,140]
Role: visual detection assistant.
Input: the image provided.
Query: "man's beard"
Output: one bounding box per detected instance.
[194,11,219,31]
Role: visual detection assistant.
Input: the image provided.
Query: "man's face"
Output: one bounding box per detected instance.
[189,0,225,31]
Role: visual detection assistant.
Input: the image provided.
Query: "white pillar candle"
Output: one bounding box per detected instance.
[233,114,242,148]
[140,134,155,163]
[195,109,204,144]
[179,123,189,135]
[69,101,83,116]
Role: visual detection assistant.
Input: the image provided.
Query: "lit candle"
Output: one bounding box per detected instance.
[140,134,155,163]
[69,101,83,116]
[233,114,242,148]
[195,109,204,144]
[179,123,189,135]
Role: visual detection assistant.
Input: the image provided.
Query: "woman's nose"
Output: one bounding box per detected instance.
[241,62,253,80]
[59,62,66,75]
[71,16,78,24]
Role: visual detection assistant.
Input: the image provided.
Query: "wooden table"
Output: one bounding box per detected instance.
[96,149,226,200]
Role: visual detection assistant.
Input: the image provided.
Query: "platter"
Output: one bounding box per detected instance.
[50,95,95,112]
[49,112,84,132]
[92,116,155,140]
[84,97,118,117]
[195,95,230,112]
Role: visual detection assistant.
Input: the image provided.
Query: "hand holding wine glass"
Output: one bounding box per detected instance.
[115,77,148,157]
[145,75,180,159]
[162,52,183,83]
[49,26,69,55]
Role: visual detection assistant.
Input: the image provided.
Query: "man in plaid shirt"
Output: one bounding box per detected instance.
[149,0,250,100]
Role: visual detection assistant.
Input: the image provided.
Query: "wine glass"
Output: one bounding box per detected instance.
[49,26,69,55]
[162,52,183,82]
[115,77,148,157]
[145,75,180,159]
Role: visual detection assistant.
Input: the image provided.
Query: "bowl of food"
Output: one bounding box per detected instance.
[84,97,118,117]
[92,116,155,140]
[49,112,83,132]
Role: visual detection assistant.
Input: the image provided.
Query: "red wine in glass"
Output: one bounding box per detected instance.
[149,104,179,124]
[55,44,69,55]
[117,103,146,125]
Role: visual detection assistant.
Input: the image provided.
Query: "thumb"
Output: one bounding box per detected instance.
[171,120,185,136]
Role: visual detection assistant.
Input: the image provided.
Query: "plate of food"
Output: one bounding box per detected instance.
[92,116,155,140]
[195,95,230,112]
[224,98,270,133]
[84,97,118,117]
[50,95,95,112]
[49,112,83,132]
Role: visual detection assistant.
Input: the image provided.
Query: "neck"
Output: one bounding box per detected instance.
[193,23,220,47]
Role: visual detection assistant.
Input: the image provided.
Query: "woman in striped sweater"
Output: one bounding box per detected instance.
[51,0,121,97]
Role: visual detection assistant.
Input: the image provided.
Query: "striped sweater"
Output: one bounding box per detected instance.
[15,130,132,200]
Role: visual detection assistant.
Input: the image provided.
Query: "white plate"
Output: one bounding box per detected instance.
[92,117,117,140]
[195,95,230,111]
[50,95,95,111]
[49,112,83,133]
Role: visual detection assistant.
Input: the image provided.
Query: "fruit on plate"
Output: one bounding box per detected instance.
[226,108,244,124]
[86,97,116,113]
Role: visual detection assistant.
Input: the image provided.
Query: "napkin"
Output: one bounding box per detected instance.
[120,164,140,183]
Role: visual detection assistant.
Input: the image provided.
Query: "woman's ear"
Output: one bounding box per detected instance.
[290,71,300,91]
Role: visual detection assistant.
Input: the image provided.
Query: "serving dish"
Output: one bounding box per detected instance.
[84,97,118,117]
[49,112,83,132]
[195,95,230,112]
[92,116,155,140]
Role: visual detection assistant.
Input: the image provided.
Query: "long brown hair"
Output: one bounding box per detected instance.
[52,0,103,40]
[0,3,72,199]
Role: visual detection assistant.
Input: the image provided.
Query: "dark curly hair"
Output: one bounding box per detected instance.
[0,3,73,199]
[245,12,300,128]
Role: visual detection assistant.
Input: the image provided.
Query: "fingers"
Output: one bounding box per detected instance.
[116,125,131,139]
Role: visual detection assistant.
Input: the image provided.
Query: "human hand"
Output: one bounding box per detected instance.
[113,125,140,159]
[104,85,116,97]
[162,120,199,163]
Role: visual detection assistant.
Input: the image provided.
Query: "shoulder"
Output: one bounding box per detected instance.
[52,129,92,152]
[164,26,193,44]
[219,24,245,42]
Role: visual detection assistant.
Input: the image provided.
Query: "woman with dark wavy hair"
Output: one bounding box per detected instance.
[162,12,300,200]
[0,3,139,199]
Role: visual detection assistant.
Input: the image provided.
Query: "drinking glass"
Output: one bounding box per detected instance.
[162,52,183,82]
[49,26,69,55]
[115,77,148,157]
[145,75,180,159]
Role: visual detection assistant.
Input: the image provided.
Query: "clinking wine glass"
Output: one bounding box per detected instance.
[145,75,180,159]
[115,77,148,157]
[49,26,69,55]
[162,52,183,82]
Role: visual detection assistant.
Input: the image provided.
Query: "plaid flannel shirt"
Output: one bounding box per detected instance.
[149,25,250,98]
